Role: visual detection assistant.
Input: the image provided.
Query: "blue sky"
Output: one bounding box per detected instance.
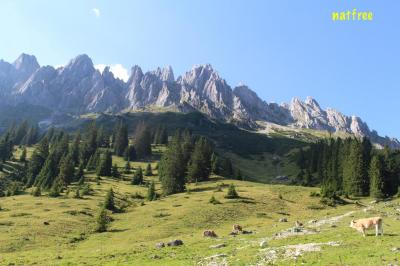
[0,0,399,138]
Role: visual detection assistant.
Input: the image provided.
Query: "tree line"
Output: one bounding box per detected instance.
[295,137,400,199]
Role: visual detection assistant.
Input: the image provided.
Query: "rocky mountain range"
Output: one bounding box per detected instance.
[0,53,398,148]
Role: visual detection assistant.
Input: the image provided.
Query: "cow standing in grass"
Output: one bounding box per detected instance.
[350,217,383,237]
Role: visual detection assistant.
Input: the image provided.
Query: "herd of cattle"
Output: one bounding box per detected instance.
[201,217,384,239]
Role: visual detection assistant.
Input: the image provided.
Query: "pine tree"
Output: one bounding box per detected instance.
[26,138,49,187]
[20,147,27,162]
[123,145,136,161]
[103,188,115,211]
[35,156,58,189]
[58,155,75,186]
[113,120,129,156]
[147,181,156,201]
[134,122,152,159]
[48,180,61,197]
[235,169,243,180]
[187,137,212,182]
[221,158,233,178]
[211,153,220,175]
[225,184,239,199]
[145,163,152,176]
[80,123,98,165]
[75,163,85,182]
[111,164,120,179]
[369,154,385,199]
[69,132,81,166]
[159,132,186,195]
[124,160,131,174]
[96,150,112,176]
[131,167,143,185]
[95,207,110,232]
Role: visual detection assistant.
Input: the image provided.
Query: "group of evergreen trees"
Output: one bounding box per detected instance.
[158,130,232,195]
[296,137,400,199]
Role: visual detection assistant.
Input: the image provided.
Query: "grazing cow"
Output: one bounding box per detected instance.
[295,220,303,227]
[203,230,217,238]
[350,217,383,237]
[233,224,243,232]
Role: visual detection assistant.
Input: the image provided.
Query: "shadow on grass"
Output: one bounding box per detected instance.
[108,228,129,233]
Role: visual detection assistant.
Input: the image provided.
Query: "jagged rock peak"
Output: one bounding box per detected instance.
[13,53,40,73]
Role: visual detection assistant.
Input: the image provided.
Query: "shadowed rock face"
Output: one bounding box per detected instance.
[0,53,398,148]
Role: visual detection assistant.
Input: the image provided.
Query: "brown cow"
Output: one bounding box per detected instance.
[350,217,383,237]
[203,230,217,238]
[233,224,243,232]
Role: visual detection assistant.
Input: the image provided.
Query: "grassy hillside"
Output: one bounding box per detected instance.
[1,150,400,265]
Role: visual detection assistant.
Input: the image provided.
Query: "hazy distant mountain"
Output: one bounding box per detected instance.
[0,53,398,148]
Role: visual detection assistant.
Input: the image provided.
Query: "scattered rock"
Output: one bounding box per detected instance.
[391,247,400,252]
[205,254,227,260]
[229,231,238,236]
[150,254,161,259]
[308,219,318,224]
[330,224,337,228]
[43,221,50,225]
[209,243,226,249]
[155,242,165,248]
[242,230,253,234]
[167,239,183,247]
[260,240,268,248]
[295,220,303,227]
[278,218,288,222]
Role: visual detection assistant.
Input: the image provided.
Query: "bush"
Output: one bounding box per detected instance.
[95,207,110,232]
[224,184,239,199]
[209,195,221,204]
[31,187,41,197]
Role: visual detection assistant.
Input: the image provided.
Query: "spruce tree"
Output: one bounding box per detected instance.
[20,147,27,162]
[124,160,131,174]
[103,188,115,211]
[70,132,81,166]
[159,132,186,195]
[36,156,58,189]
[75,163,85,182]
[58,155,75,186]
[134,122,152,159]
[145,163,152,176]
[96,150,112,177]
[131,167,143,185]
[369,154,385,199]
[147,181,156,201]
[124,145,136,161]
[111,164,120,179]
[95,207,110,232]
[225,184,239,199]
[113,120,129,156]
[187,137,212,182]
[211,153,220,175]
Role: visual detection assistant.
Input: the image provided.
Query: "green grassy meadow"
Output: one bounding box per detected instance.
[1,145,400,265]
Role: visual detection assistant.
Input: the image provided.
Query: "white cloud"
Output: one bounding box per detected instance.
[91,8,101,18]
[95,64,130,82]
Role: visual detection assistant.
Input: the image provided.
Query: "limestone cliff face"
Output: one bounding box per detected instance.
[0,53,398,148]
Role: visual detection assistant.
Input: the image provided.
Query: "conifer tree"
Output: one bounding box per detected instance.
[35,156,58,189]
[95,207,110,232]
[147,181,156,201]
[58,155,75,186]
[96,150,112,176]
[123,145,136,161]
[70,132,81,166]
[225,184,239,199]
[159,132,186,195]
[31,186,41,197]
[132,167,143,185]
[113,120,129,156]
[124,160,131,174]
[20,147,27,162]
[134,122,152,159]
[369,154,385,199]
[211,153,220,175]
[145,163,152,176]
[111,164,120,179]
[75,162,85,182]
[187,137,212,182]
[103,188,115,211]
